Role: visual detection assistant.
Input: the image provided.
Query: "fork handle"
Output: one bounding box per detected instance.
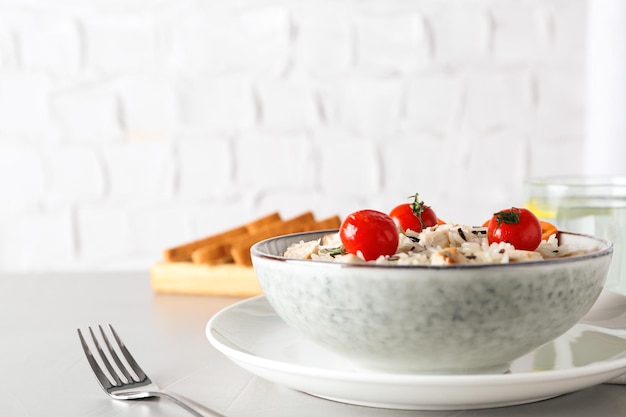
[153,390,227,417]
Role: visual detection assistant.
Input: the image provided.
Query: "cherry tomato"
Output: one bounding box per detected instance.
[339,209,399,261]
[487,207,542,251]
[389,193,438,233]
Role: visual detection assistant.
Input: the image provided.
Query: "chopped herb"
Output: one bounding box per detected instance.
[408,236,420,243]
[409,193,426,229]
[493,208,521,230]
[327,246,346,258]
[457,228,467,241]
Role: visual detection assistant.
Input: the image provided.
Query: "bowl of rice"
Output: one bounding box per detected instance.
[250,224,613,374]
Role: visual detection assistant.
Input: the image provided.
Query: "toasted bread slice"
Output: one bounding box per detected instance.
[313,215,342,230]
[163,225,248,262]
[165,212,341,266]
[230,212,316,266]
[190,242,232,265]
[245,212,282,233]
[189,212,284,265]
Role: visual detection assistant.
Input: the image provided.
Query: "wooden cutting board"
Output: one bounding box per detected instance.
[150,262,262,297]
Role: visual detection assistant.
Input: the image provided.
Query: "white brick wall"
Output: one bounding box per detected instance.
[180,76,256,133]
[354,13,429,73]
[430,5,490,65]
[0,74,52,135]
[52,86,122,143]
[0,0,594,272]
[83,15,158,73]
[0,145,46,208]
[47,146,104,202]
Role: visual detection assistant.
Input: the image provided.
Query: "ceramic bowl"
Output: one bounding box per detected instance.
[250,230,613,374]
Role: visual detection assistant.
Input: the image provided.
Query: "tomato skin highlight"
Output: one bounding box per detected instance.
[487,207,542,251]
[339,209,399,261]
[390,203,438,233]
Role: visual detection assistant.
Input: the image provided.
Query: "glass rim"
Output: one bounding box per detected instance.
[525,175,626,188]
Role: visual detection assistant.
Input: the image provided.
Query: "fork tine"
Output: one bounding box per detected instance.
[77,329,114,390]
[98,325,136,383]
[88,326,124,386]
[108,324,149,381]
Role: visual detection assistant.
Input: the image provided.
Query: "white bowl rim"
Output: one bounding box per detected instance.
[250,229,614,271]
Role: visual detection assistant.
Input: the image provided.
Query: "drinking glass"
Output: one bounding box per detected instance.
[524,176,626,293]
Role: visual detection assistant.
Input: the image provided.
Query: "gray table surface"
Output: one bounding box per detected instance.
[2,271,626,417]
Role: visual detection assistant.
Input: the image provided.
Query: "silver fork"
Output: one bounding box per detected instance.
[78,324,226,417]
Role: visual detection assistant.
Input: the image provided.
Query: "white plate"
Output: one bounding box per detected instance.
[206,292,626,410]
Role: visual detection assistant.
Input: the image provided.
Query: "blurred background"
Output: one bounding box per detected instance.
[0,0,623,272]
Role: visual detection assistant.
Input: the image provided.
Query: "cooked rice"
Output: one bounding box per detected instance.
[284,223,582,265]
